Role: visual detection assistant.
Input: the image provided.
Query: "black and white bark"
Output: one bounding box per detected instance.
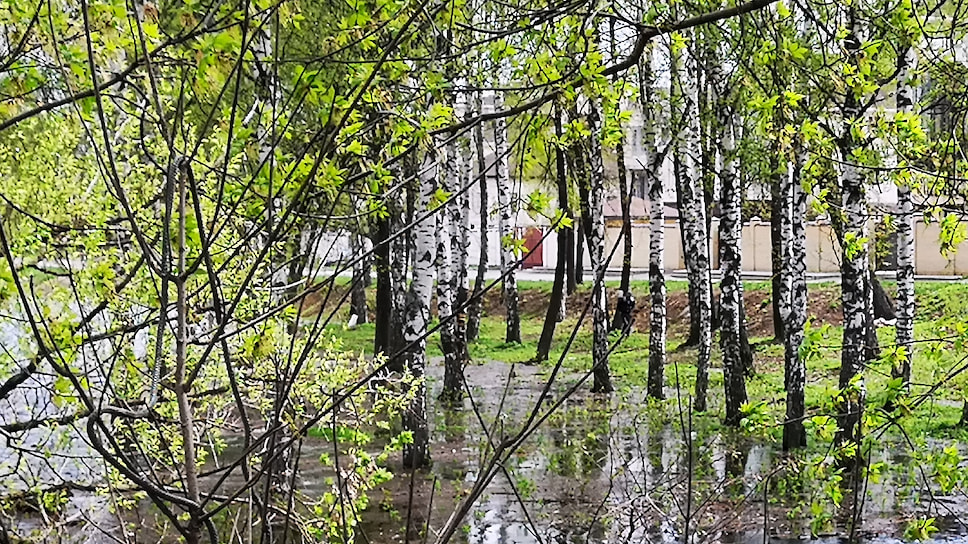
[584,102,613,394]
[582,101,612,393]
[782,152,808,449]
[719,115,748,427]
[466,91,488,342]
[640,42,666,401]
[673,35,712,411]
[402,155,437,468]
[437,136,463,403]
[494,93,522,344]
[769,155,786,345]
[836,11,872,452]
[894,45,917,386]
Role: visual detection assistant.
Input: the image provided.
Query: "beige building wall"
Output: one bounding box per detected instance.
[579,218,968,275]
[914,220,968,275]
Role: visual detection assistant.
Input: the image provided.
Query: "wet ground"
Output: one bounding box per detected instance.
[356,360,968,544]
[8,357,968,544]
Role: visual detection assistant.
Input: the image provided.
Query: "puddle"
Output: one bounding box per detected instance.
[6,357,968,544]
[358,360,968,544]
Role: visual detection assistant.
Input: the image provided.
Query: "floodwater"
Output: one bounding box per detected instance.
[357,361,968,544]
[6,354,968,544]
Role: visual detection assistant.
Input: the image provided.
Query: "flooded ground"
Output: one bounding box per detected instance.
[357,360,968,544]
[7,357,968,543]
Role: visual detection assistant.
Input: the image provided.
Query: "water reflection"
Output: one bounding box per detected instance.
[400,362,968,544]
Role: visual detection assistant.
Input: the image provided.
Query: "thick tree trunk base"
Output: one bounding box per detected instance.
[871,273,896,320]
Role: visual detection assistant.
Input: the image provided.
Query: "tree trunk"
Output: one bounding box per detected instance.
[719,117,747,427]
[494,94,521,344]
[350,227,369,325]
[616,125,632,289]
[611,132,635,334]
[388,180,410,372]
[872,273,896,319]
[607,17,633,303]
[836,9,871,454]
[454,106,472,380]
[438,137,464,403]
[584,103,613,394]
[172,161,202,544]
[402,155,437,469]
[640,43,666,401]
[782,152,808,450]
[374,215,392,355]
[535,112,571,363]
[770,154,786,345]
[565,225,576,296]
[466,91,488,342]
[894,46,917,386]
[575,216,585,285]
[674,36,712,411]
[676,155,701,348]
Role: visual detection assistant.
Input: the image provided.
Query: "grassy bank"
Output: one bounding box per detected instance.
[312,279,968,441]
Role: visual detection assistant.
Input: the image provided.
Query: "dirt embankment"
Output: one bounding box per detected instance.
[304,280,846,339]
[488,283,844,339]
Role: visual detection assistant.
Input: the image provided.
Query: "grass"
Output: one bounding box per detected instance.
[315,279,968,442]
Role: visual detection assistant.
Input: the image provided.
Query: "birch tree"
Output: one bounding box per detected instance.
[639,42,666,401]
[835,8,873,452]
[402,156,438,468]
[719,114,748,427]
[570,101,613,394]
[586,102,614,394]
[466,91,489,342]
[672,31,713,411]
[438,128,468,403]
[782,149,809,450]
[494,93,522,344]
[894,44,918,386]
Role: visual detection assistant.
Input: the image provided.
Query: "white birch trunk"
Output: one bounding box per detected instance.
[438,134,464,402]
[640,43,666,401]
[783,150,808,449]
[402,155,437,468]
[719,117,747,426]
[894,46,917,386]
[837,11,871,449]
[673,35,712,411]
[494,93,521,343]
[587,102,613,394]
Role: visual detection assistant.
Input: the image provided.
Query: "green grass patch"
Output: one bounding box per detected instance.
[316,280,968,441]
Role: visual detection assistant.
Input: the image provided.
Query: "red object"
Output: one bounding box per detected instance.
[522,226,543,268]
